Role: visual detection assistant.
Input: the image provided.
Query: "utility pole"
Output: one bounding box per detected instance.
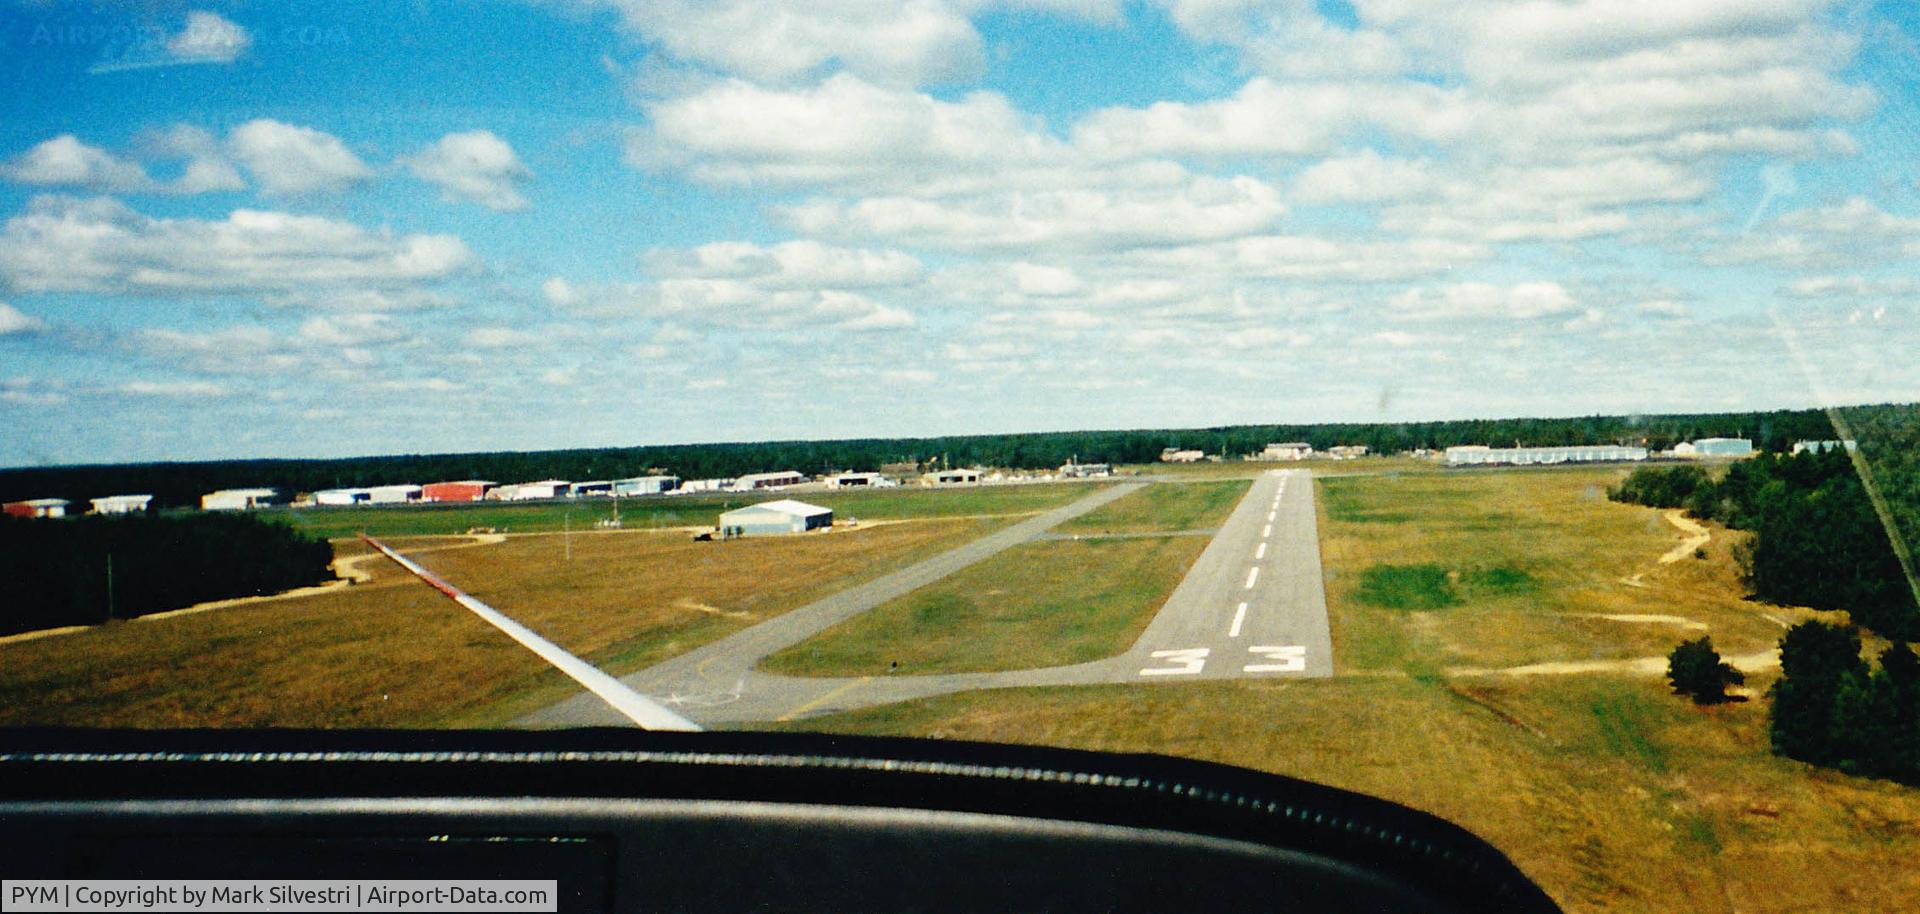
[564,511,572,562]
[104,552,115,623]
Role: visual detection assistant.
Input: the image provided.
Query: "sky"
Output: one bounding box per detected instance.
[0,0,1917,467]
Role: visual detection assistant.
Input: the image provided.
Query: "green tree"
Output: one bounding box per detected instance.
[1769,622,1867,765]
[1666,636,1744,704]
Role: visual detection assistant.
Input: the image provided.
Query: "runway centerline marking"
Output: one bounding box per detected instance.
[1266,510,1276,522]
[1255,542,1268,559]
[1262,524,1272,538]
[1245,566,1260,589]
[1229,602,1249,638]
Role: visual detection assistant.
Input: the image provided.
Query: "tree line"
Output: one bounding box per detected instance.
[1611,444,1918,639]
[0,513,336,636]
[0,405,1851,509]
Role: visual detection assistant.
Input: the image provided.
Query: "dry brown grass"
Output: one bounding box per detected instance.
[773,466,1920,914]
[0,520,1001,729]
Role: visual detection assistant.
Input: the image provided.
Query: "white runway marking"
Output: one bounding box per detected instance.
[1245,645,1307,673]
[362,534,700,731]
[1245,566,1260,589]
[1229,602,1248,637]
[1262,524,1272,538]
[1255,542,1268,559]
[1140,647,1209,676]
[1266,510,1276,522]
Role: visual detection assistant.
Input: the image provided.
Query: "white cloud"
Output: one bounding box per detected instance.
[227,119,372,194]
[631,73,1060,188]
[1291,150,1435,204]
[297,314,409,347]
[0,195,475,295]
[1707,198,1920,269]
[1782,275,1920,299]
[5,128,249,196]
[1389,282,1579,321]
[166,11,252,64]
[780,174,1285,252]
[0,303,49,336]
[119,379,229,398]
[593,0,985,86]
[403,131,533,211]
[2,135,156,192]
[645,239,923,288]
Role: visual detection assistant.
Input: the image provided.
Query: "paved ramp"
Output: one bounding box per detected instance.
[519,470,1332,728]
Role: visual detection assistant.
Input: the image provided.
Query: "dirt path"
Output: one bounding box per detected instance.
[1620,510,1712,588]
[1449,648,1779,679]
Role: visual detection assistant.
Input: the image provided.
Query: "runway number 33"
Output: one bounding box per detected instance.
[1139,646,1307,676]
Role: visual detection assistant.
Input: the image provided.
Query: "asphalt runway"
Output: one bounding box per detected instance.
[520,469,1332,728]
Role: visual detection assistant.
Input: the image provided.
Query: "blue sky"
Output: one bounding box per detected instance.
[1,0,1917,466]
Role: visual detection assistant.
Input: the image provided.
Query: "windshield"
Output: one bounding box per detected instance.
[3,2,1919,910]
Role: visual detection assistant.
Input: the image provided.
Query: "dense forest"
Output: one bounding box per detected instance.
[0,405,1849,509]
[0,513,336,636]
[1611,447,1919,638]
[1770,621,1920,785]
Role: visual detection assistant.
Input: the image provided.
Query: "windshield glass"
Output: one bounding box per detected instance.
[3,2,1919,910]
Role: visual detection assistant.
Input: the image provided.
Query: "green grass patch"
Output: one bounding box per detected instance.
[1057,479,1249,533]
[1463,565,1538,595]
[1353,563,1460,611]
[761,534,1207,676]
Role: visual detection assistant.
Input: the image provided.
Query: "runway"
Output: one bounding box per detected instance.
[520,469,1332,728]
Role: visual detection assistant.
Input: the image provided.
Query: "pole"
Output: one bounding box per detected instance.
[564,511,572,562]
[104,552,115,623]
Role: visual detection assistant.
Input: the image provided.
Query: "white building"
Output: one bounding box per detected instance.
[1690,438,1755,458]
[1444,445,1648,467]
[735,471,808,490]
[493,479,571,501]
[568,480,614,498]
[367,484,421,504]
[313,487,371,507]
[1160,448,1205,463]
[613,476,679,496]
[1327,445,1370,460]
[1792,439,1857,455]
[680,478,735,493]
[1058,462,1111,478]
[717,499,833,536]
[89,494,152,515]
[1253,442,1313,461]
[922,468,982,486]
[201,488,278,511]
[826,472,895,488]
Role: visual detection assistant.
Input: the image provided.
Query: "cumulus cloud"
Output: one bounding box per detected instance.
[779,175,1285,252]
[2,136,156,193]
[226,119,372,194]
[0,195,474,295]
[1389,282,1579,322]
[0,303,49,336]
[165,11,252,64]
[403,131,533,211]
[592,0,986,86]
[644,239,923,288]
[119,379,230,398]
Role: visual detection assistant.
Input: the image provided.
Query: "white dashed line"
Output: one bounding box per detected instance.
[1229,602,1248,637]
[1255,542,1267,559]
[1262,524,1272,538]
[1245,566,1260,589]
[1266,510,1276,522]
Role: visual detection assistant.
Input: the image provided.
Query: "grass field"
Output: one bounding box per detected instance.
[268,482,1104,540]
[0,519,1007,728]
[1055,479,1248,533]
[769,466,1920,914]
[761,534,1208,676]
